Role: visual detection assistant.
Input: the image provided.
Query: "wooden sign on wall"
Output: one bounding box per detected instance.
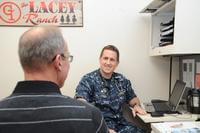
[0,0,83,27]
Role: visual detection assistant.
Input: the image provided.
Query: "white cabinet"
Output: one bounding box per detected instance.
[141,0,200,56]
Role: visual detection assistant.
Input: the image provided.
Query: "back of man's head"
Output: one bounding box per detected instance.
[18,26,65,72]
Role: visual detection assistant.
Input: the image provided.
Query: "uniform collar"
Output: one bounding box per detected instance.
[97,69,119,82]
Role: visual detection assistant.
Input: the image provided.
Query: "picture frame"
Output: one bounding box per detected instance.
[0,0,83,27]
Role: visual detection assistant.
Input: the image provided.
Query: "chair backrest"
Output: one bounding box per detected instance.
[122,103,148,131]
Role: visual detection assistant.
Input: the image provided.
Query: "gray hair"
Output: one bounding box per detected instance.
[18,26,65,71]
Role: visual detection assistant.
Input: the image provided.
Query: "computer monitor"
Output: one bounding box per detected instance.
[169,80,186,111]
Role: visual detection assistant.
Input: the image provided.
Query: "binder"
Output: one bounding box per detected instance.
[195,62,200,89]
[182,59,195,88]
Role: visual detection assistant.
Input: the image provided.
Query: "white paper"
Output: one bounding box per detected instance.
[152,122,200,133]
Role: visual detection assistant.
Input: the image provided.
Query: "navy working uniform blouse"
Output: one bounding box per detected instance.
[75,69,144,133]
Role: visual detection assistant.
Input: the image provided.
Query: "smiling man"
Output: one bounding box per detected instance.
[75,45,146,133]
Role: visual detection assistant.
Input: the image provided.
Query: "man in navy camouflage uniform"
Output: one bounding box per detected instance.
[75,45,147,133]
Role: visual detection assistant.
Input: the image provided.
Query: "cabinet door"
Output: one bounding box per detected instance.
[174,0,200,54]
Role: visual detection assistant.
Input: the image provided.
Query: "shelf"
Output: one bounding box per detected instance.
[150,45,175,56]
[140,0,168,13]
[153,0,175,16]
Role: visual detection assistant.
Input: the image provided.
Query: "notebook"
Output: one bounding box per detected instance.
[145,80,186,113]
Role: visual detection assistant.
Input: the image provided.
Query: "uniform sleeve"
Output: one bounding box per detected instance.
[125,79,137,103]
[90,105,108,133]
[75,76,93,102]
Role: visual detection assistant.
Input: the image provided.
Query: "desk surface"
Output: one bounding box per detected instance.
[137,113,198,123]
[140,103,199,123]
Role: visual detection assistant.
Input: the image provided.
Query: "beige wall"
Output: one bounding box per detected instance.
[0,0,179,102]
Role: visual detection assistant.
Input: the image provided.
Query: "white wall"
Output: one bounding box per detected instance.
[0,0,179,102]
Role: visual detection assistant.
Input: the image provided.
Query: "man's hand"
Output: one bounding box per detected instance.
[77,98,87,102]
[131,105,147,117]
[109,128,117,133]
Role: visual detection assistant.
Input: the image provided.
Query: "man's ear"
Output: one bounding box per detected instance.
[53,55,62,71]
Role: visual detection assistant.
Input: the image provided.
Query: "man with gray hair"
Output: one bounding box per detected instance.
[0,26,108,133]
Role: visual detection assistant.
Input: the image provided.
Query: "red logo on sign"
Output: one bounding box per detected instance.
[0,2,21,23]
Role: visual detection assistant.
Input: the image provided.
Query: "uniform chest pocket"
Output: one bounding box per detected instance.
[94,89,110,105]
[118,89,126,102]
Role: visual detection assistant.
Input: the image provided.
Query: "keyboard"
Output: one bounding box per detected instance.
[152,102,171,112]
